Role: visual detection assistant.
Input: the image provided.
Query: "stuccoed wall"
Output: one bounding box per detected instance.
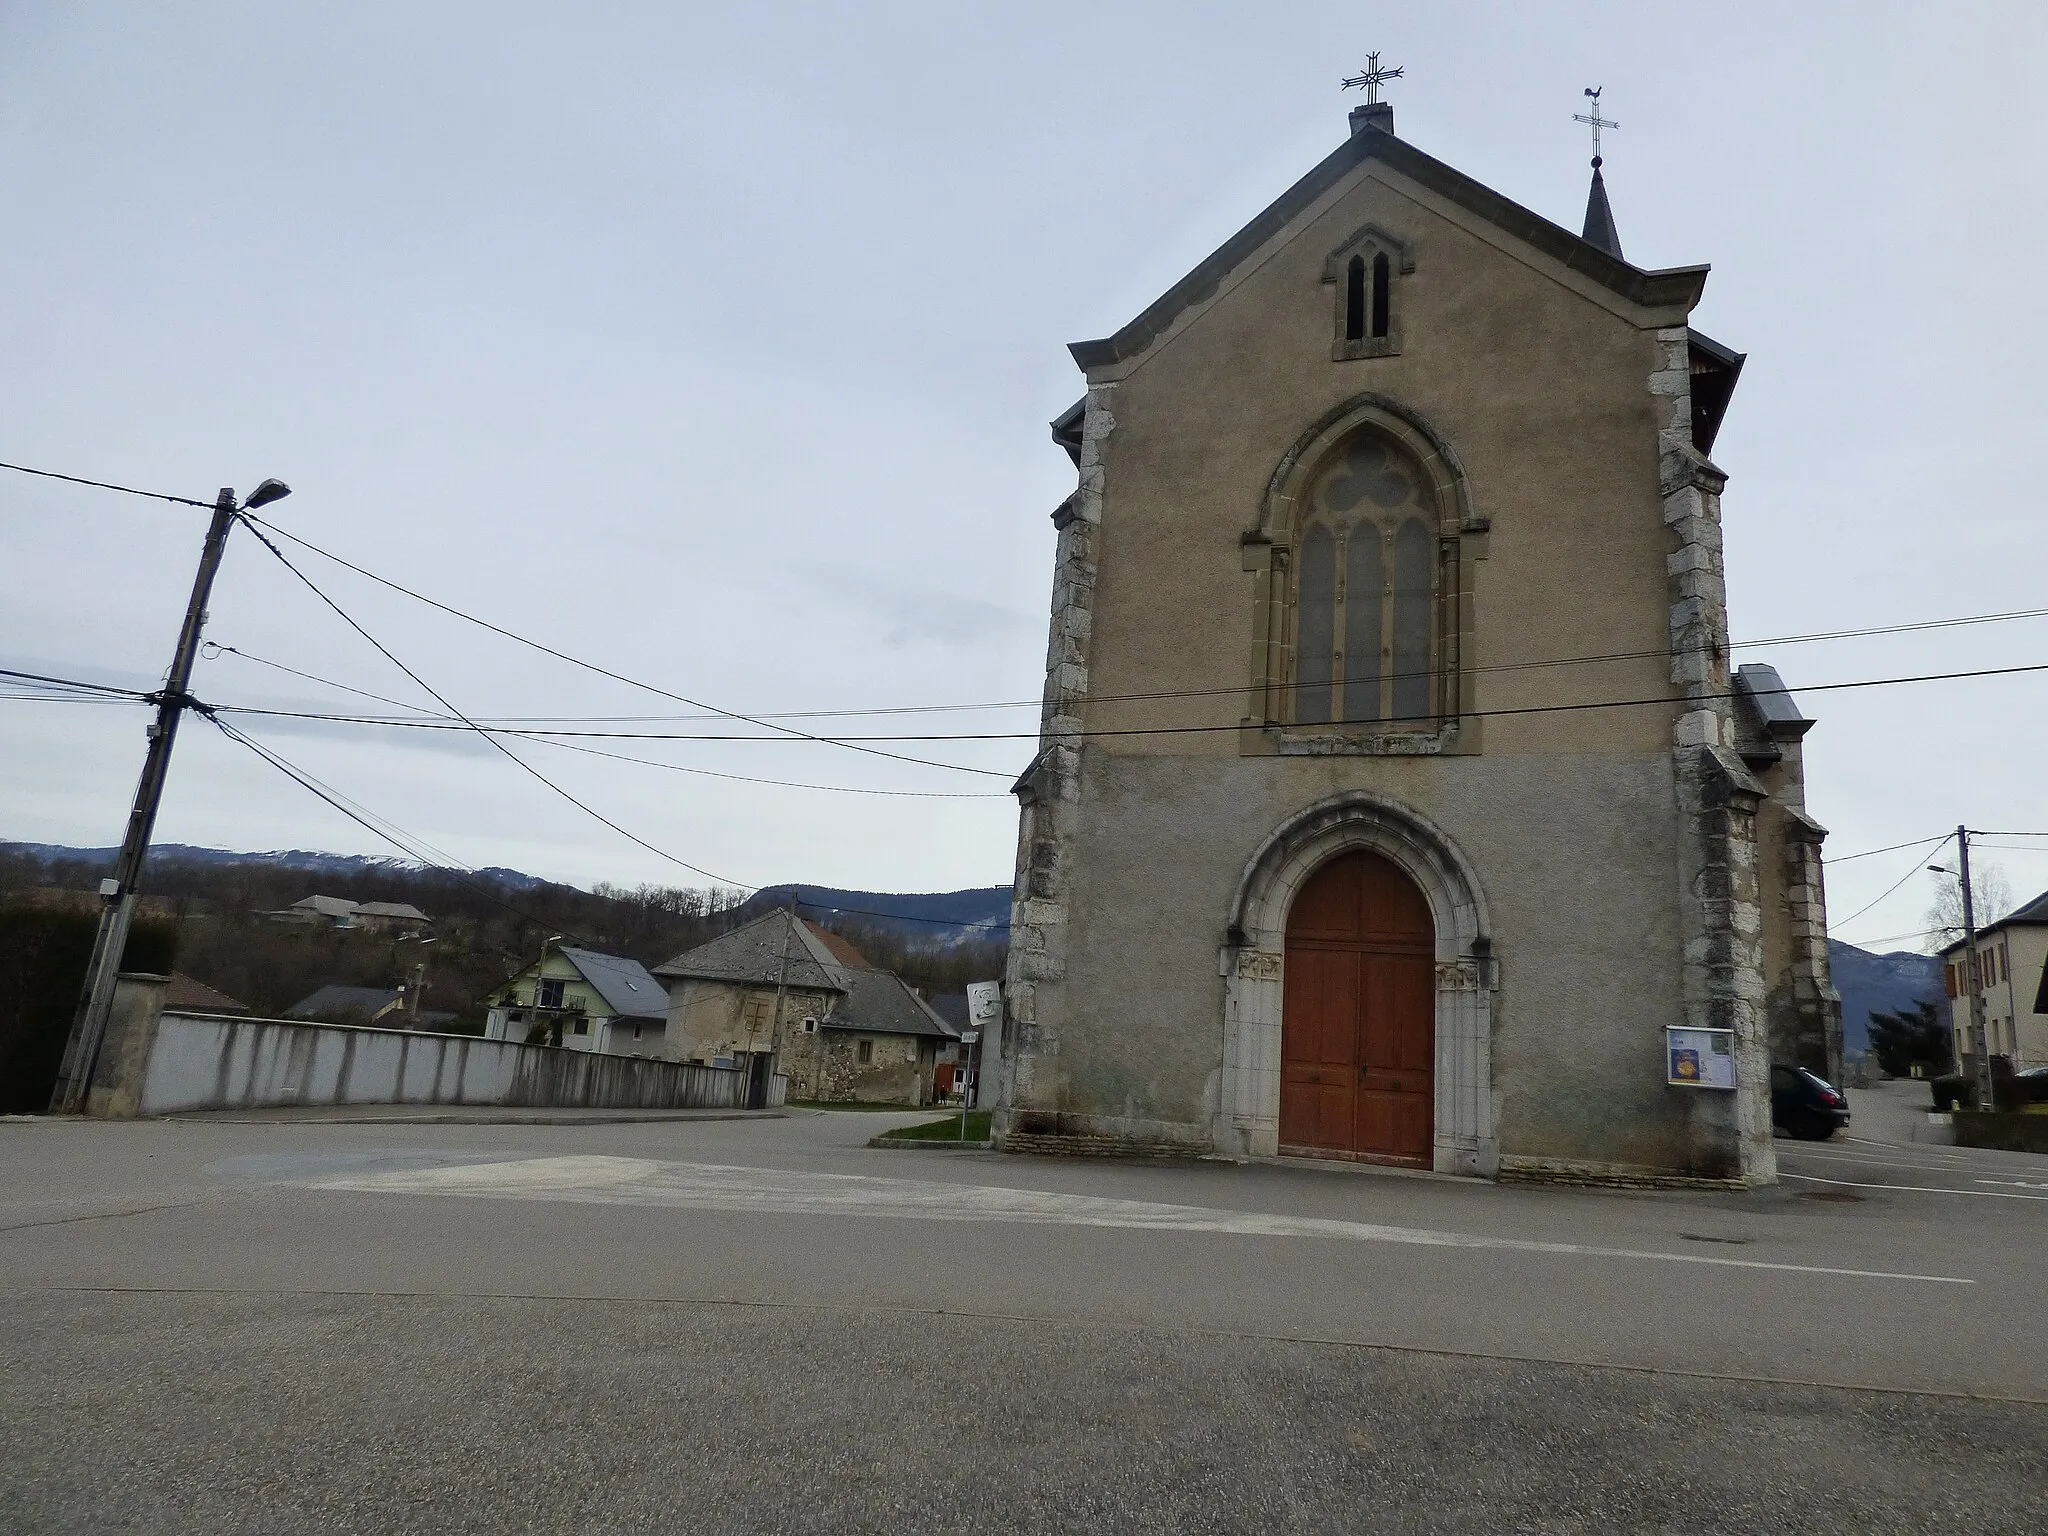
[1038,750,1722,1173]
[1002,127,1783,1181]
[96,1006,746,1116]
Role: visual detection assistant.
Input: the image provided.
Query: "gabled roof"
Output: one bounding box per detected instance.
[651,909,853,993]
[556,946,668,1021]
[1069,118,1708,372]
[827,968,959,1040]
[355,901,430,921]
[1936,887,2048,956]
[286,984,402,1020]
[806,924,874,971]
[289,895,358,918]
[2000,889,2048,927]
[163,972,251,1015]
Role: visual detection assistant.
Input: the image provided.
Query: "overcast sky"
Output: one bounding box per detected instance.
[4,2,2045,948]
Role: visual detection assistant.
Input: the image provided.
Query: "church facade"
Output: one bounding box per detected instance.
[993,100,1838,1185]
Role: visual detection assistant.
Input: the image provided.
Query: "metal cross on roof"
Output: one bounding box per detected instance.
[1341,52,1404,105]
[1574,86,1618,164]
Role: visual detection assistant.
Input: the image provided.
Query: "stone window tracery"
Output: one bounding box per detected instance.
[1287,431,1447,730]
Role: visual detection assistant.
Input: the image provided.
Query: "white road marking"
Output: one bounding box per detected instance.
[1783,1172,2048,1202]
[1788,1150,1988,1173]
[1974,1178,2048,1191]
[300,1155,1973,1285]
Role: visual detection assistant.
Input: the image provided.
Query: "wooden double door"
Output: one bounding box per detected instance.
[1280,850,1435,1166]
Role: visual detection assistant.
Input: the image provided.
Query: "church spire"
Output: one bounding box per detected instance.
[1573,87,1623,260]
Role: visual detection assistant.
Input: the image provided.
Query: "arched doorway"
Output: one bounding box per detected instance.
[1280,849,1435,1165]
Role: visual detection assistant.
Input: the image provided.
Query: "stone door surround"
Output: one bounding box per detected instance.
[1219,789,1498,1176]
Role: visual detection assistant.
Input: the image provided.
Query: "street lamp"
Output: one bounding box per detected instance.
[397,933,438,1028]
[1929,847,1994,1113]
[50,477,293,1113]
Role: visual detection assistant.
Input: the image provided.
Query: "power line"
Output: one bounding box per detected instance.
[0,459,214,509]
[211,655,2048,745]
[235,516,753,889]
[1833,924,1944,951]
[196,597,2048,728]
[208,717,607,943]
[0,666,154,700]
[22,452,2048,727]
[215,716,1008,932]
[201,643,1007,799]
[1823,834,1949,865]
[239,512,1012,780]
[1831,834,1952,930]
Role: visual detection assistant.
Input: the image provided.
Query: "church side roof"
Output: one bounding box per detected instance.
[651,909,851,993]
[1069,119,1708,373]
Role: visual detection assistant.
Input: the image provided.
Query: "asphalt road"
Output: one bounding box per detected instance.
[3,1081,2043,1534]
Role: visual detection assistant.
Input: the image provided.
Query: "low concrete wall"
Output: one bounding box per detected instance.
[1952,1111,2048,1156]
[93,995,747,1117]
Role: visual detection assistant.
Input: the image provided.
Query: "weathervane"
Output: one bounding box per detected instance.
[1342,52,1404,105]
[1574,86,1618,165]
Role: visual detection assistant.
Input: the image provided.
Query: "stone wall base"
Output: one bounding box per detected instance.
[1000,1132,1208,1160]
[1498,1155,1756,1191]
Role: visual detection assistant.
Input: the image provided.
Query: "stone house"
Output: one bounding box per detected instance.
[1940,888,2048,1074]
[262,895,431,934]
[482,945,669,1054]
[653,911,957,1105]
[994,97,1835,1184]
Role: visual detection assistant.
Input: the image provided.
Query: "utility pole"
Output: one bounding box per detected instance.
[49,479,289,1113]
[765,900,798,1109]
[1956,825,1996,1114]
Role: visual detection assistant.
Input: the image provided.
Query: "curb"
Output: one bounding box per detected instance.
[867,1136,995,1151]
[152,1108,790,1127]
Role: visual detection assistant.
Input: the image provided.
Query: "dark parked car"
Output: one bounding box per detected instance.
[2014,1066,2048,1105]
[1771,1064,1850,1141]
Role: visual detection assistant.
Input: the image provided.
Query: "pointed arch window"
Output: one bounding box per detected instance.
[1282,428,1454,732]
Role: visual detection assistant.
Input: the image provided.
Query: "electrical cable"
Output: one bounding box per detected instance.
[15,453,2048,722]
[0,666,154,700]
[201,643,1007,799]
[190,597,2048,728]
[212,716,1007,932]
[0,459,214,508]
[1831,835,1953,930]
[1823,835,1949,865]
[208,716,605,944]
[234,515,752,889]
[210,655,2048,744]
[239,512,1012,780]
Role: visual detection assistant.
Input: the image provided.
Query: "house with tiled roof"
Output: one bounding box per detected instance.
[653,910,957,1105]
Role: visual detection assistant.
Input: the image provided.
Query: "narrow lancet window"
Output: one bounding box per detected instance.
[1295,525,1337,724]
[1370,253,1391,339]
[1390,518,1433,719]
[1343,525,1383,724]
[1344,255,1367,342]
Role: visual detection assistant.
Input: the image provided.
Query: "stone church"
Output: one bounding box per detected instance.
[992,95,1838,1185]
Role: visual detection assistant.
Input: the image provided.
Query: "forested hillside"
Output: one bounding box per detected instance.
[0,844,1008,1027]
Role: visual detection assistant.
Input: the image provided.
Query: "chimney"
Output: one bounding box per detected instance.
[1349,102,1394,137]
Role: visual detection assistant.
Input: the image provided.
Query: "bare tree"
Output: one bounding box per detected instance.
[1926,861,2012,949]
